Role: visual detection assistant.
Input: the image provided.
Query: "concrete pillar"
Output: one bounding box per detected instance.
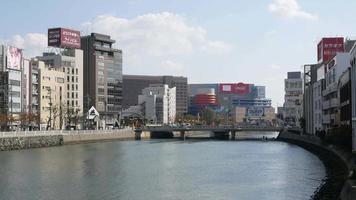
[180,131,185,140]
[231,131,236,140]
[135,130,142,140]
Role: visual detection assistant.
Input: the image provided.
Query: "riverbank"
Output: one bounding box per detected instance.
[0,129,142,151]
[278,131,356,200]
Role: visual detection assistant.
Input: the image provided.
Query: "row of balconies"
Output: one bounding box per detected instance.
[322,82,338,96]
[322,98,339,110]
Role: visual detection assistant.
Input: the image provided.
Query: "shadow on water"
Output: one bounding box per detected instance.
[150,131,174,139]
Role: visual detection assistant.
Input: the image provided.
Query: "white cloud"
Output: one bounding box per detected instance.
[159,60,184,72]
[270,64,281,70]
[9,33,47,58]
[81,12,232,59]
[268,0,318,20]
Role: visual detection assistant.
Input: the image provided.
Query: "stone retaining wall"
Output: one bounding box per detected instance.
[0,135,63,151]
[278,131,354,200]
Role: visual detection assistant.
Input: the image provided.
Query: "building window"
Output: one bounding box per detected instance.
[76,68,78,75]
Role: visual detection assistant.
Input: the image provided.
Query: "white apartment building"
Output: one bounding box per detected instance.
[350,44,356,153]
[322,52,350,129]
[284,72,303,127]
[138,84,176,124]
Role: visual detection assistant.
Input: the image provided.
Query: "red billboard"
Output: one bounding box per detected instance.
[219,83,251,95]
[48,28,81,49]
[317,37,344,63]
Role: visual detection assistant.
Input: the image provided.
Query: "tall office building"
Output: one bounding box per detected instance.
[123,75,187,114]
[0,45,23,130]
[81,33,123,126]
[283,72,303,127]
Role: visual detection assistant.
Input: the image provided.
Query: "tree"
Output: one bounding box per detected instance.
[200,108,216,125]
[64,105,81,130]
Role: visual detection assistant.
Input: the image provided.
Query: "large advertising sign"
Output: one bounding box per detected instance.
[219,83,250,95]
[247,108,264,117]
[48,28,81,49]
[6,46,22,70]
[317,37,344,63]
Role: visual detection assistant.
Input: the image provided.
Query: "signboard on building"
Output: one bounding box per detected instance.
[247,108,264,117]
[219,83,250,95]
[317,37,344,63]
[48,28,81,49]
[87,106,99,120]
[6,46,22,70]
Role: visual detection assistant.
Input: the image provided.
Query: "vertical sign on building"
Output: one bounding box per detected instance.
[7,46,22,70]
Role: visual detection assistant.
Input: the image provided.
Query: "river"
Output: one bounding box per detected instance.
[0,132,325,200]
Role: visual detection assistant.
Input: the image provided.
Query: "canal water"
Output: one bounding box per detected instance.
[0,132,325,200]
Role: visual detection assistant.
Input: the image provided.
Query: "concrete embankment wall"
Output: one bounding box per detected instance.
[0,129,143,151]
[278,131,354,200]
[63,129,138,144]
[0,135,63,151]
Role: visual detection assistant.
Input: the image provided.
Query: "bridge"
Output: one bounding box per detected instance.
[134,126,283,140]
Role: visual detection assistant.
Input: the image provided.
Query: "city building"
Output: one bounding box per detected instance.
[81,33,123,127]
[189,83,271,110]
[138,84,176,124]
[283,72,303,127]
[303,64,323,134]
[123,75,187,114]
[189,88,218,115]
[322,53,350,129]
[38,49,84,119]
[189,83,273,125]
[38,65,66,130]
[0,45,23,130]
[21,58,41,129]
[339,68,351,126]
[350,44,356,153]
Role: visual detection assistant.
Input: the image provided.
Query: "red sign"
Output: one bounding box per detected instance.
[317,37,344,63]
[48,28,81,49]
[219,83,250,95]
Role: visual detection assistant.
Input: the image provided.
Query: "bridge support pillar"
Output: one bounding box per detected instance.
[230,131,236,140]
[135,130,142,140]
[180,131,185,140]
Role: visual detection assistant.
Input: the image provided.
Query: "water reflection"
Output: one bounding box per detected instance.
[0,134,325,200]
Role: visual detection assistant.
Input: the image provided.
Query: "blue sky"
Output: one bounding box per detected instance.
[1,0,356,106]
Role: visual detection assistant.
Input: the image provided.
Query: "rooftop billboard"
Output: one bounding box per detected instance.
[219,83,251,95]
[48,28,81,49]
[7,46,22,70]
[317,37,344,63]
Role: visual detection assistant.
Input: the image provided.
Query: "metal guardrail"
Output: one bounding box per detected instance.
[139,125,283,132]
[0,128,133,138]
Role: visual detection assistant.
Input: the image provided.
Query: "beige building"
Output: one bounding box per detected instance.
[38,49,84,122]
[39,65,66,130]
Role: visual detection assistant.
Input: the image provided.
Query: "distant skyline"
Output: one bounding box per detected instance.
[1,0,356,106]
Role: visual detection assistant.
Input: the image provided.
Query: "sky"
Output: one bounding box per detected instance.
[1,0,356,106]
